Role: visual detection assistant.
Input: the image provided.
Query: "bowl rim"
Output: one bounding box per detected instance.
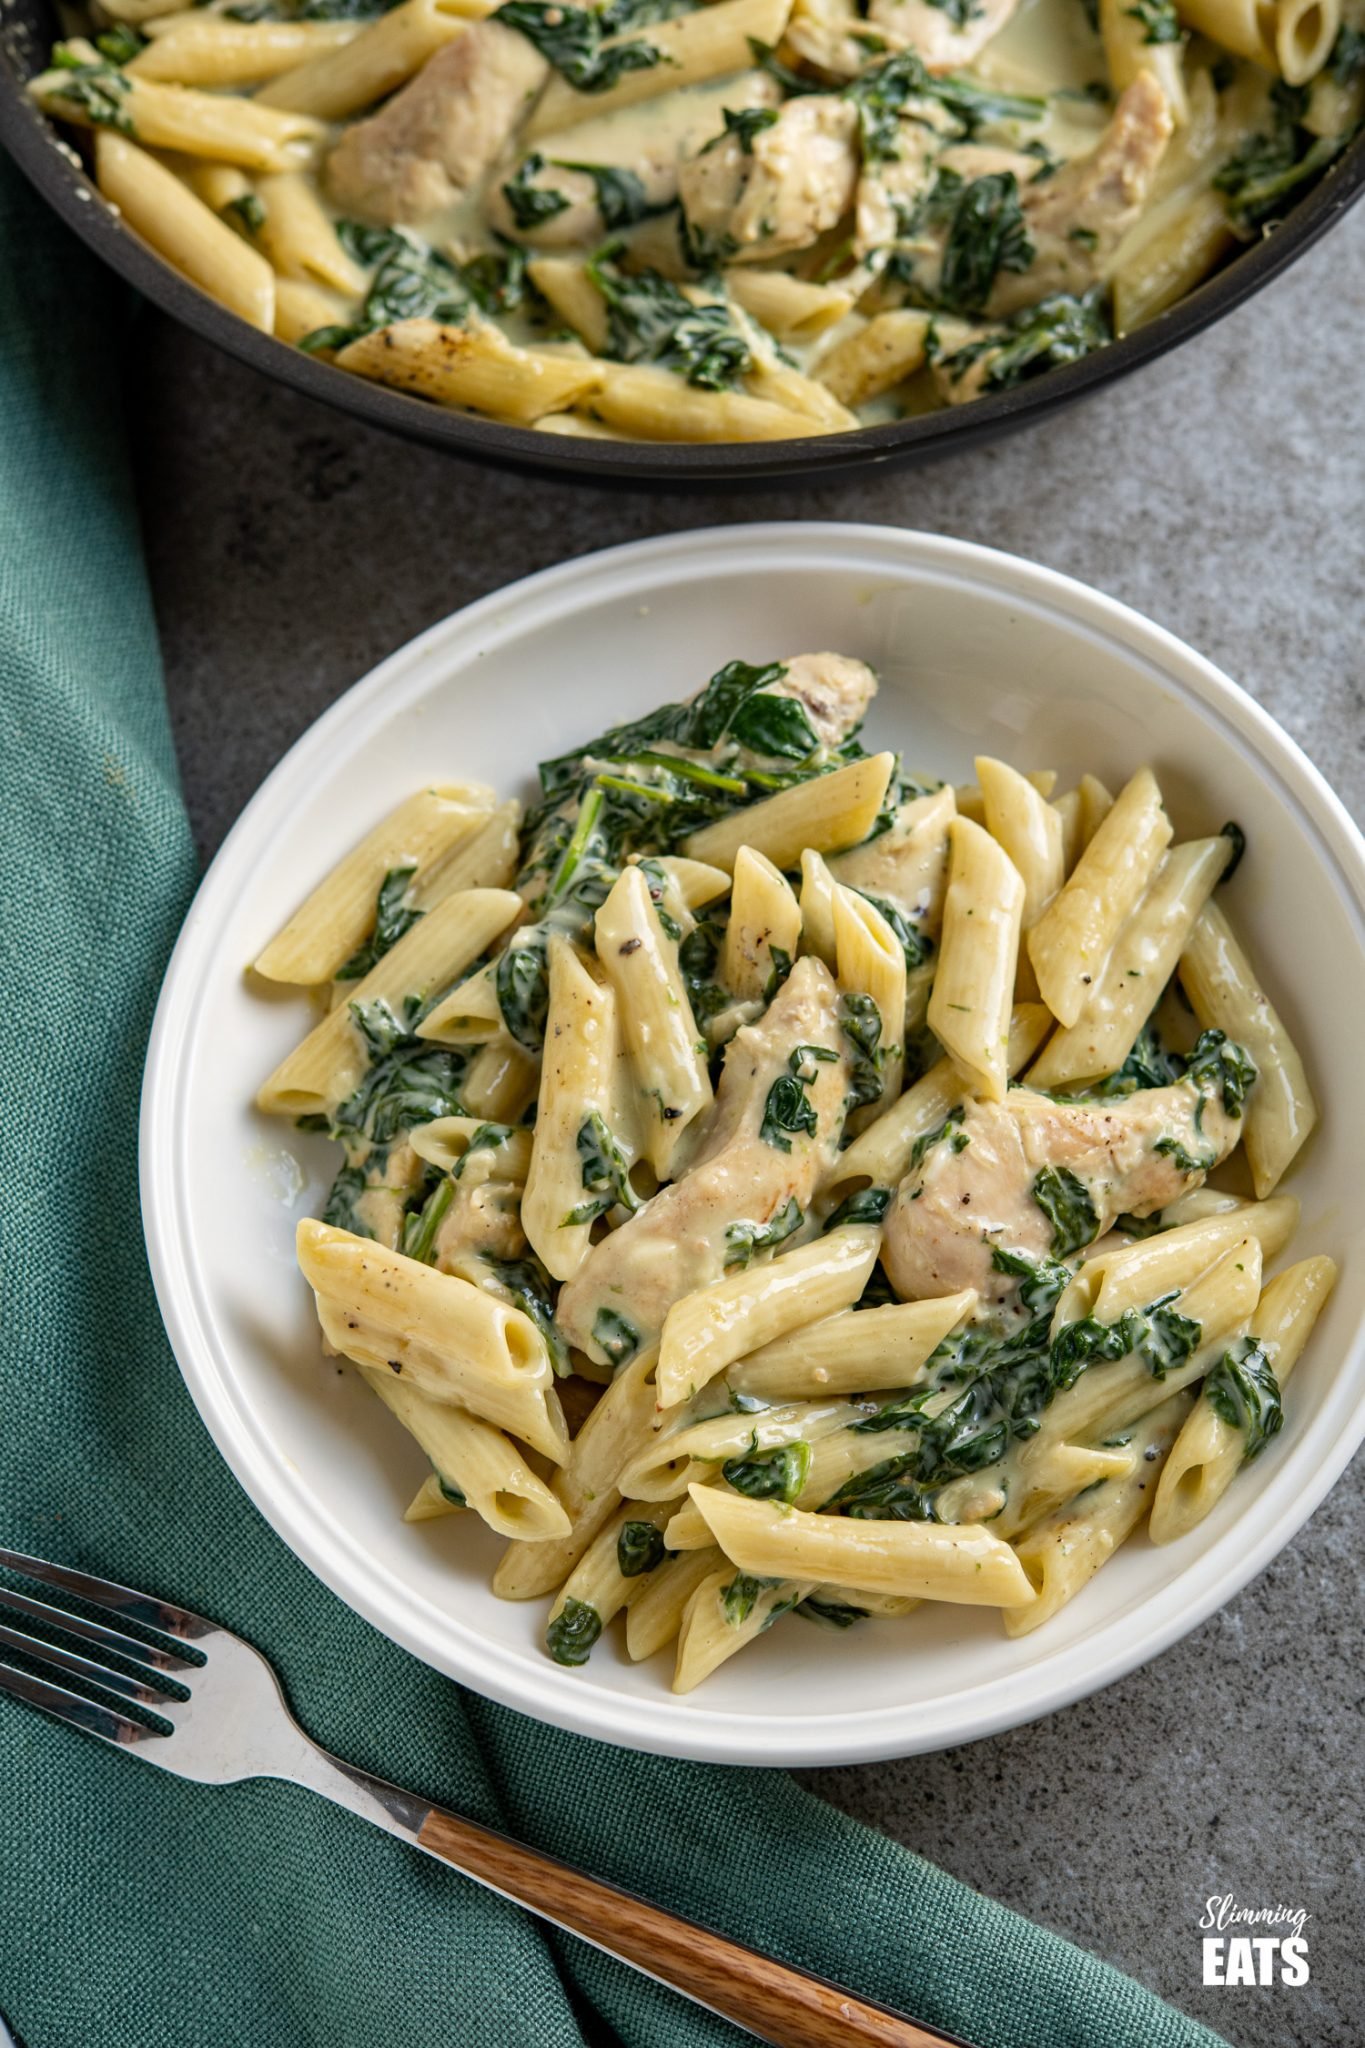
[3,40,1364,484]
[140,521,1365,1764]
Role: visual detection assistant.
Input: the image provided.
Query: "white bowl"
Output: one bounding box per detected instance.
[141,524,1365,1766]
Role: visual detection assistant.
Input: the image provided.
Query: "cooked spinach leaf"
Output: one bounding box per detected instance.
[1153,1134,1216,1174]
[586,246,752,388]
[844,48,1044,161]
[495,0,668,88]
[336,220,467,325]
[222,192,267,238]
[1330,22,1365,82]
[1124,0,1181,38]
[724,1196,804,1268]
[1185,1027,1257,1116]
[593,1304,641,1366]
[1214,81,1347,232]
[839,991,887,1115]
[334,1011,467,1146]
[94,22,146,59]
[48,50,135,134]
[722,1438,811,1501]
[552,161,656,230]
[856,892,932,970]
[823,1185,892,1230]
[937,171,1035,315]
[496,937,551,1052]
[909,1112,968,1171]
[546,1597,602,1664]
[988,1243,1069,1315]
[1031,1163,1099,1256]
[565,1111,640,1225]
[707,104,781,152]
[337,866,420,980]
[721,1571,771,1625]
[321,1163,371,1236]
[480,1254,568,1374]
[759,1062,821,1151]
[1050,1296,1201,1383]
[829,1457,938,1519]
[935,288,1110,392]
[1219,819,1247,880]
[1204,1335,1283,1460]
[796,1594,870,1627]
[617,1520,667,1576]
[502,153,571,229]
[400,1174,453,1264]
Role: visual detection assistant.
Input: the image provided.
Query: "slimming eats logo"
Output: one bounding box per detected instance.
[1200,1895,1310,1985]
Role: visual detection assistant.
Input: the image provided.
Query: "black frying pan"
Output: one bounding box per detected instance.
[2,8,1362,485]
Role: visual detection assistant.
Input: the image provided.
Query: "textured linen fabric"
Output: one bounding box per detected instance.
[0,151,1230,2048]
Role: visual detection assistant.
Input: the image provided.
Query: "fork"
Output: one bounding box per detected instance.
[0,1546,972,2048]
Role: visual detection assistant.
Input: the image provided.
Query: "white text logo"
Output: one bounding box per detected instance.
[1199,1896,1309,1986]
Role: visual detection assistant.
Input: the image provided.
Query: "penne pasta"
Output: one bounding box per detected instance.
[337,319,603,426]
[362,1368,571,1540]
[594,863,712,1178]
[626,1546,727,1662]
[254,785,493,985]
[1003,1393,1193,1636]
[825,1003,1051,1203]
[257,886,521,1117]
[32,62,327,169]
[688,1486,1035,1606]
[522,936,632,1282]
[529,0,793,135]
[656,1226,882,1410]
[726,1291,977,1401]
[1028,835,1234,1089]
[492,1347,660,1600]
[257,0,486,118]
[1148,1255,1336,1544]
[299,1220,569,1463]
[1027,767,1173,1028]
[672,1567,814,1692]
[927,816,1025,1102]
[94,131,275,331]
[684,753,896,872]
[721,847,803,1007]
[130,17,362,86]
[833,885,906,1120]
[1179,901,1318,1196]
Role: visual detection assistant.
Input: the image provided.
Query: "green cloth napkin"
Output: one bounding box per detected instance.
[0,151,1229,2048]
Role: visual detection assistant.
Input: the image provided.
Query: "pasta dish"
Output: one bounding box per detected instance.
[252,653,1332,1689]
[29,0,1365,442]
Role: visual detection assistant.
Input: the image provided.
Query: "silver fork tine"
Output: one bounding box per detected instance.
[0,1545,211,1644]
[0,1619,171,1706]
[0,1658,164,1748]
[0,1585,197,1673]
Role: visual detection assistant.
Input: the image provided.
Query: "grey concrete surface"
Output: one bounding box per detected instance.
[132,202,1365,2048]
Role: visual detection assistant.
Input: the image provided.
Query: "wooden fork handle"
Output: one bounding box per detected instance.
[416,1805,968,2048]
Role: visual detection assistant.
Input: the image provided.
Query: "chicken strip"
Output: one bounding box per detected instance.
[987,72,1173,315]
[556,957,852,1363]
[773,651,877,747]
[679,96,860,263]
[868,0,1022,70]
[882,1078,1241,1303]
[326,22,548,227]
